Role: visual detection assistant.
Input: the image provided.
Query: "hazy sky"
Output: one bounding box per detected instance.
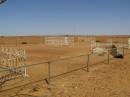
[0,0,130,35]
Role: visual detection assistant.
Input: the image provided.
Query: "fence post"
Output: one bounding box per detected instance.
[48,62,51,84]
[123,47,125,57]
[107,49,110,64]
[87,54,90,72]
[23,57,27,77]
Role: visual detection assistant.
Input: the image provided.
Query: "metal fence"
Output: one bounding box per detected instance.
[0,47,128,92]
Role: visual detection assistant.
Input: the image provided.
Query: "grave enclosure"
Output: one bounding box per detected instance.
[0,47,27,87]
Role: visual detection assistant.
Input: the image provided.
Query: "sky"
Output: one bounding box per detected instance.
[0,0,130,36]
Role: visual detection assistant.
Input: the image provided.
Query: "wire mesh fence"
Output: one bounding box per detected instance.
[0,47,129,91]
[50,55,87,78]
[0,62,49,90]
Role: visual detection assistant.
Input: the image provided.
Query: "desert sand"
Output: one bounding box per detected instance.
[0,35,130,97]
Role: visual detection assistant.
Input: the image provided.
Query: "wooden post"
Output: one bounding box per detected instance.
[123,47,125,57]
[13,58,15,67]
[22,58,27,77]
[48,62,51,84]
[24,66,27,77]
[107,49,110,64]
[87,54,90,72]
[16,58,18,67]
[9,59,11,67]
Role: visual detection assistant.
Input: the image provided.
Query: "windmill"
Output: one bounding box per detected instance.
[0,0,6,4]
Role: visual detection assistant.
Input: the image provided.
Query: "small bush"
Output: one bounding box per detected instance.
[81,39,85,42]
[96,40,100,42]
[21,42,27,44]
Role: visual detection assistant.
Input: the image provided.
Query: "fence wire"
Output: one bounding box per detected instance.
[0,47,128,91]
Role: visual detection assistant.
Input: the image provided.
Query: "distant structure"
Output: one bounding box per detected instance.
[44,36,74,47]
[128,38,130,48]
[0,0,6,4]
